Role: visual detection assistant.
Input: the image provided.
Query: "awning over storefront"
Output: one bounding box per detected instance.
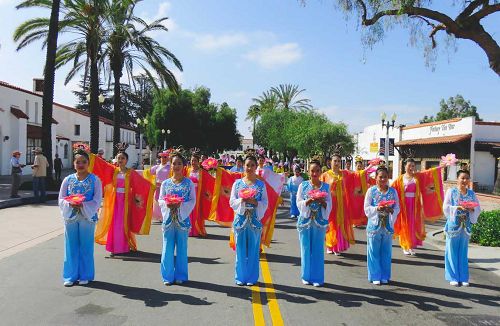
[475,141,500,157]
[395,134,472,146]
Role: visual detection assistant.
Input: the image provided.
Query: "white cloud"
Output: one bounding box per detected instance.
[142,1,176,31]
[193,33,249,51]
[244,43,302,69]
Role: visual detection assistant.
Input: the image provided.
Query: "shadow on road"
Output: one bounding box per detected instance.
[108,251,225,265]
[88,281,213,307]
[264,252,358,268]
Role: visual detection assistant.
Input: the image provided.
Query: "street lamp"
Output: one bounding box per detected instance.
[137,118,148,169]
[86,93,105,104]
[381,112,397,166]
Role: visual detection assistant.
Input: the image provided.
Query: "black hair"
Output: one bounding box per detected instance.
[294,165,302,172]
[258,154,266,160]
[236,155,244,162]
[310,159,321,167]
[331,153,341,160]
[117,151,129,160]
[375,166,389,176]
[191,153,201,160]
[74,150,89,161]
[245,155,258,165]
[171,152,187,165]
[405,158,416,164]
[457,169,470,178]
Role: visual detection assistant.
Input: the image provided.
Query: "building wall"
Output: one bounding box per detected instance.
[401,117,474,140]
[474,151,496,190]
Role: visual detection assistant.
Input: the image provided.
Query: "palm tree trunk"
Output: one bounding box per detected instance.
[112,64,122,157]
[89,54,100,154]
[41,0,60,180]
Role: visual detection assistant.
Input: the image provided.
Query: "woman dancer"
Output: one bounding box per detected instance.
[296,159,331,286]
[59,144,102,286]
[230,155,268,286]
[443,170,480,287]
[364,166,400,285]
[159,151,196,285]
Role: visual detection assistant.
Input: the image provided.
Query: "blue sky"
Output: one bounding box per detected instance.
[0,0,498,138]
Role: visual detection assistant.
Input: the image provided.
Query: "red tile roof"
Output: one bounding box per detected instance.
[395,134,472,146]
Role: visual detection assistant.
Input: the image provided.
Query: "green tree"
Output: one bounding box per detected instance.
[271,84,312,111]
[246,90,279,142]
[147,86,241,153]
[300,1,500,76]
[103,0,182,156]
[420,94,481,123]
[15,0,61,179]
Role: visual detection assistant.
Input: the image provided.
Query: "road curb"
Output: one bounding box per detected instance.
[0,194,58,210]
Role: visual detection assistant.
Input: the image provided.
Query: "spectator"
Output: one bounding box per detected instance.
[32,147,49,203]
[10,151,25,198]
[97,148,105,159]
[54,153,63,182]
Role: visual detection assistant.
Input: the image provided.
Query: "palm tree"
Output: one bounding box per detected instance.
[103,0,182,156]
[15,0,107,154]
[15,0,61,179]
[271,84,312,111]
[246,90,279,145]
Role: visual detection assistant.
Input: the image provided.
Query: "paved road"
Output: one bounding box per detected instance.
[0,203,499,325]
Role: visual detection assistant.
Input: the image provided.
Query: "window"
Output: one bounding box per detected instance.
[35,102,39,124]
[26,138,41,164]
[64,144,69,159]
[74,124,80,136]
[25,100,30,120]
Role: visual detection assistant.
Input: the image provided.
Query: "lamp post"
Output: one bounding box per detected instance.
[381,112,397,165]
[161,129,171,150]
[136,117,148,169]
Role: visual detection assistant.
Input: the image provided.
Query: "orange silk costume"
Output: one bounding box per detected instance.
[89,154,154,251]
[187,166,208,236]
[392,167,444,250]
[344,169,373,226]
[320,169,355,248]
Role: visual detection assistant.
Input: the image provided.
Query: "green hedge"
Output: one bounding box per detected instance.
[470,210,500,247]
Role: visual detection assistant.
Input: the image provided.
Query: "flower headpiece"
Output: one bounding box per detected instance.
[158,150,170,158]
[72,143,90,155]
[310,153,322,163]
[330,143,343,157]
[345,154,353,162]
[256,148,266,157]
[115,142,129,153]
[354,155,363,163]
[190,147,201,158]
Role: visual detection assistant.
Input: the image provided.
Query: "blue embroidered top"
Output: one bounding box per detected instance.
[230,178,268,230]
[443,187,480,237]
[364,186,400,236]
[159,177,196,231]
[296,181,331,230]
[58,173,103,223]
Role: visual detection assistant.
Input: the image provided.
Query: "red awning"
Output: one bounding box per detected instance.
[395,134,472,146]
[10,107,29,119]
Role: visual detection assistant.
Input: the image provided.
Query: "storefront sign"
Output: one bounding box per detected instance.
[369,142,378,153]
[428,123,456,136]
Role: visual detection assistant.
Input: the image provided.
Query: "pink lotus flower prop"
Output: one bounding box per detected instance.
[239,188,257,199]
[308,189,328,200]
[202,157,218,170]
[378,200,396,208]
[368,158,383,166]
[64,194,85,205]
[459,201,479,209]
[163,194,184,205]
[441,153,458,167]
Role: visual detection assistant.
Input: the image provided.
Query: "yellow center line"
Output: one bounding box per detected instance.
[251,284,265,325]
[260,251,284,326]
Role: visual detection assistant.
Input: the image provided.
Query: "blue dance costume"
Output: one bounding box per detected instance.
[364,186,400,283]
[158,177,196,283]
[443,187,480,284]
[287,175,303,218]
[58,173,103,284]
[230,178,268,285]
[296,181,332,285]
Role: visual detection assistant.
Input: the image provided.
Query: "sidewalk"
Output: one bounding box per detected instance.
[0,169,73,209]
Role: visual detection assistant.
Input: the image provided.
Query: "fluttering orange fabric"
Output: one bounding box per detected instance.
[392,167,444,250]
[320,170,355,248]
[90,154,154,251]
[187,167,207,236]
[199,169,216,220]
[209,168,243,227]
[345,170,370,226]
[392,175,425,250]
[416,167,444,221]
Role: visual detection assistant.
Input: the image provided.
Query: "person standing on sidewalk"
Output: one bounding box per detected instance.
[32,147,49,203]
[10,151,25,198]
[54,154,63,182]
[443,169,481,287]
[59,145,102,287]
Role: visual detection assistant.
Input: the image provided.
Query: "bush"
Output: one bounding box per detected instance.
[470,210,500,247]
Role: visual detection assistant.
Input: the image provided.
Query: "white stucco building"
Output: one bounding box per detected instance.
[354,117,500,191]
[0,80,139,176]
